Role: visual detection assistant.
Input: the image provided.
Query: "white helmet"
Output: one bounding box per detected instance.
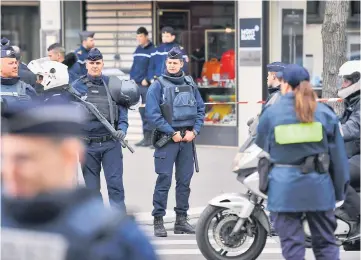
[337,60,361,99]
[28,59,69,91]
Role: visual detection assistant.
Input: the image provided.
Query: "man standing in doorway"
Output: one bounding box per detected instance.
[149,26,189,81]
[130,27,155,147]
[69,31,95,79]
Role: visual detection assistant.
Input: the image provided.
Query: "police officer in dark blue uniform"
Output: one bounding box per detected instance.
[69,31,95,80]
[0,46,37,110]
[145,47,205,237]
[149,26,189,80]
[72,48,129,211]
[130,27,155,147]
[1,101,158,260]
[256,64,350,260]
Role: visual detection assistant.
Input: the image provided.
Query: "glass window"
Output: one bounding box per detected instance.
[62,1,82,52]
[307,1,320,15]
[351,1,360,16]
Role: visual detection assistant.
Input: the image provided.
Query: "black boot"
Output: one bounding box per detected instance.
[154,216,167,237]
[135,136,145,146]
[142,131,152,147]
[174,215,195,234]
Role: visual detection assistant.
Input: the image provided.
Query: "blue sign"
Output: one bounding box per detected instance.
[239,18,262,48]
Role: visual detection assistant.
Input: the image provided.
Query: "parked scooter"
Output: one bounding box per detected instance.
[196,134,360,260]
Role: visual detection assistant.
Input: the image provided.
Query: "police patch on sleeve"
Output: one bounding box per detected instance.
[338,122,344,137]
[77,50,82,55]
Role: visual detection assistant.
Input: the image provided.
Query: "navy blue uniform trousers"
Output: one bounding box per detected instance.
[273,211,339,260]
[139,85,151,132]
[152,141,194,217]
[82,139,125,211]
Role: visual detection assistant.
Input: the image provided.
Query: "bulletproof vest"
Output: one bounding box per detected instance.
[158,76,198,128]
[0,80,31,105]
[81,77,118,127]
[1,193,129,260]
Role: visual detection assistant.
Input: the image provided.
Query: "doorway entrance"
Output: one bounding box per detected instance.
[156,9,191,66]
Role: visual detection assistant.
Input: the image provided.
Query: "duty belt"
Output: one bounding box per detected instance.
[82,135,113,144]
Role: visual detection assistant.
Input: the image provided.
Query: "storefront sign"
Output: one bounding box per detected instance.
[239,49,261,66]
[239,18,261,48]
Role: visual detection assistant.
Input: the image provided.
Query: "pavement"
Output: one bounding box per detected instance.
[77,143,360,260]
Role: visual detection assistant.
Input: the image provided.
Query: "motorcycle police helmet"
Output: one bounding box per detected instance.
[108,76,141,109]
[337,60,361,99]
[37,61,69,91]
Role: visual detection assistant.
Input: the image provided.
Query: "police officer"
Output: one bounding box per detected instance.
[145,47,205,237]
[149,26,189,81]
[69,31,95,79]
[265,62,286,106]
[0,46,37,110]
[130,27,155,147]
[335,60,360,242]
[1,101,158,260]
[72,48,129,211]
[255,64,349,259]
[47,43,78,83]
[11,45,38,87]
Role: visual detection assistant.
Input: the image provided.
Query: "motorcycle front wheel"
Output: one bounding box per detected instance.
[196,205,268,260]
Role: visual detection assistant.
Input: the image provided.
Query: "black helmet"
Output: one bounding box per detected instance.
[108,76,140,108]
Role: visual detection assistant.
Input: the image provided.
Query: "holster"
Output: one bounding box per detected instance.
[301,153,330,174]
[151,129,173,148]
[258,157,272,194]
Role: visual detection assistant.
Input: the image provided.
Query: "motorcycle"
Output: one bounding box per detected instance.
[196,134,360,260]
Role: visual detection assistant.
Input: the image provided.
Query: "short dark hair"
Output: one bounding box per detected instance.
[47,43,62,52]
[161,26,175,36]
[136,27,148,36]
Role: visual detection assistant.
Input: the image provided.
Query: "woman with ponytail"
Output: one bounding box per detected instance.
[255,64,350,260]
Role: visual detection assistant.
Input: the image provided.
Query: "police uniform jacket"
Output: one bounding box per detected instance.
[1,77,37,110]
[149,42,189,78]
[340,91,360,158]
[145,72,205,135]
[69,46,90,79]
[129,41,155,84]
[256,93,350,212]
[72,74,129,137]
[1,188,158,260]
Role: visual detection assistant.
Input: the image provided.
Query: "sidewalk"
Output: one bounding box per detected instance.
[78,143,243,225]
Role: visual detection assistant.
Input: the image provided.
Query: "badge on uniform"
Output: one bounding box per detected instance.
[91,90,99,94]
[77,51,82,55]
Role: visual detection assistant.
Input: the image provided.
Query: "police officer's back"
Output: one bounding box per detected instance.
[145,47,205,237]
[69,31,95,80]
[0,46,37,110]
[1,101,158,260]
[256,64,349,260]
[71,48,130,212]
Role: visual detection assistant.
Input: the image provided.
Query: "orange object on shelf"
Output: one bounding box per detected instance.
[220,49,235,80]
[201,58,221,81]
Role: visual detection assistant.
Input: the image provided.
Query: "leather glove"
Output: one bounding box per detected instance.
[114,130,126,140]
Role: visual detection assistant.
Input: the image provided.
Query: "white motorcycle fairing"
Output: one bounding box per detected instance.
[208,193,271,235]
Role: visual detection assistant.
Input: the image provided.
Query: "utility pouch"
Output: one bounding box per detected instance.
[258,157,272,194]
[301,156,316,174]
[316,153,330,173]
[155,135,172,148]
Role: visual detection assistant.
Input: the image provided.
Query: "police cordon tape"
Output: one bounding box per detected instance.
[203,98,343,105]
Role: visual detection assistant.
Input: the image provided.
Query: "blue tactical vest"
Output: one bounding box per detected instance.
[158,75,198,128]
[1,194,129,260]
[79,76,118,127]
[0,80,32,106]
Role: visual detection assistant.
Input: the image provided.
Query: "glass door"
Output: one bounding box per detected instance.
[156,9,191,64]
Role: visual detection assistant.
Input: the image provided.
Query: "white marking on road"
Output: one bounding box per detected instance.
[151,239,278,245]
[155,248,284,255]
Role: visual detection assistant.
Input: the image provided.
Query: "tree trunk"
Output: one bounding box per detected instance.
[321,0,350,115]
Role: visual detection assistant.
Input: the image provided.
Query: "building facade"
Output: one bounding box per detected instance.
[1,0,359,147]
